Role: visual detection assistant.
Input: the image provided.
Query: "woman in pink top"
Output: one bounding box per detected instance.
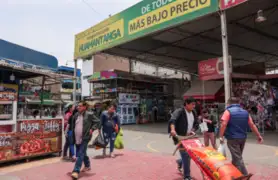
[63,105,76,161]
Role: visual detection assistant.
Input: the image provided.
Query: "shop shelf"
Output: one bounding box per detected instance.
[0,114,12,119]
[0,120,15,125]
[0,101,13,105]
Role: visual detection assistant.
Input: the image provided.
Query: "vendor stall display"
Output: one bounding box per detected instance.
[117,93,140,124]
[88,70,172,124]
[0,57,72,163]
[232,80,276,133]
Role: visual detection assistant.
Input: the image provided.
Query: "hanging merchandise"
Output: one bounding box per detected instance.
[232,80,275,131]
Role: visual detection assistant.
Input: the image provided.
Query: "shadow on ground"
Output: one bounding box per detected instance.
[123,122,278,147]
[0,154,58,169]
[122,122,169,134]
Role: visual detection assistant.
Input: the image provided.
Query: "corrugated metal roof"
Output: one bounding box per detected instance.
[58,66,81,77]
[0,39,58,69]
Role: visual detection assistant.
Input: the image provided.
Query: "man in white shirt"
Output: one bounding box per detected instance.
[168,97,199,180]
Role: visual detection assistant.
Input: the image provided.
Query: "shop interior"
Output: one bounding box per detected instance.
[88,70,175,124]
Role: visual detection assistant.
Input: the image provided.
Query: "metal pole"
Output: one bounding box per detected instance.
[220,11,231,106]
[40,76,45,118]
[73,59,77,104]
[129,59,132,73]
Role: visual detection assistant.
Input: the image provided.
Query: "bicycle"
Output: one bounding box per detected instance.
[172,135,253,180]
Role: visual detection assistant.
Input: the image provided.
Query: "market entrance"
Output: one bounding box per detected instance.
[74,0,278,130]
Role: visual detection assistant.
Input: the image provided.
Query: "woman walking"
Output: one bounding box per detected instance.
[201,109,217,149]
[63,105,76,161]
[100,104,120,158]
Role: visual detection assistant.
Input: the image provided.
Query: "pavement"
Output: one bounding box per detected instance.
[1,122,278,180]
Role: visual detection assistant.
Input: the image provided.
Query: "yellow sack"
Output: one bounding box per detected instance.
[114,128,124,149]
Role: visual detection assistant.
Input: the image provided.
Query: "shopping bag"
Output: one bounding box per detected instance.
[199,122,208,133]
[114,128,124,149]
[91,131,108,149]
[217,143,227,157]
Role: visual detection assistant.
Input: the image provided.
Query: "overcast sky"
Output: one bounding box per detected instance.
[0,0,141,68]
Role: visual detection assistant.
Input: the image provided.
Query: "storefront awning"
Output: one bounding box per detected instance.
[184,81,224,100]
[23,99,62,105]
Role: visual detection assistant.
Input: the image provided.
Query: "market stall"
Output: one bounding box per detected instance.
[195,57,278,133]
[0,57,72,163]
[88,70,171,124]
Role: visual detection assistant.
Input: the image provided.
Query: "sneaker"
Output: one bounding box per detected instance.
[62,156,69,161]
[184,177,192,180]
[178,167,182,173]
[71,156,77,162]
[102,149,107,157]
[176,159,182,173]
[71,172,79,179]
[81,167,91,172]
[109,153,116,158]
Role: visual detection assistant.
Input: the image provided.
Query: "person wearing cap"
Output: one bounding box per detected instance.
[219,97,263,176]
[100,103,120,158]
[168,97,199,180]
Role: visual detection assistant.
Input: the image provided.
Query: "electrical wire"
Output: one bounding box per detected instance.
[81,0,103,17]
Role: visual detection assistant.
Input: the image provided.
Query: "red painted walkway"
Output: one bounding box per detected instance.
[6,150,278,180]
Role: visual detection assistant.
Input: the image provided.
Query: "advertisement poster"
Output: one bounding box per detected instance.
[74,0,219,59]
[119,93,140,104]
[0,119,62,163]
[0,84,18,101]
[198,56,234,80]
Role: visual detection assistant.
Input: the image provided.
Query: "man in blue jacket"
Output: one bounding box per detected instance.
[219,97,263,176]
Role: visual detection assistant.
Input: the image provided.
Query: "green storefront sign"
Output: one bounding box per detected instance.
[74,0,218,59]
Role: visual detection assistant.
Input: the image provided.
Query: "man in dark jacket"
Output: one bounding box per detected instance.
[168,97,199,180]
[71,101,100,179]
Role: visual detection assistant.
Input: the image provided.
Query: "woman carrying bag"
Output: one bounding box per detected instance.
[200,109,217,149]
[100,104,121,158]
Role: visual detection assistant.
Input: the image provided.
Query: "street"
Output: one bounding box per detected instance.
[1,123,278,179]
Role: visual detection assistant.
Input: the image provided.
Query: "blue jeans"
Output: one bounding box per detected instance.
[73,140,90,173]
[180,150,191,178]
[103,131,116,153]
[177,158,182,168]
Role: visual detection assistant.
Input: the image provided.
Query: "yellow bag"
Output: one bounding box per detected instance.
[114,128,124,149]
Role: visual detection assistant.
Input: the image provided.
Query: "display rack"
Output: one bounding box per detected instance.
[0,101,17,128]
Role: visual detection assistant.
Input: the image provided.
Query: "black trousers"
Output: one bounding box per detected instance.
[227,139,248,175]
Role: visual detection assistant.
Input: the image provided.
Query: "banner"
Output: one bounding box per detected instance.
[119,93,140,104]
[198,57,224,80]
[220,0,248,10]
[74,0,218,59]
[0,84,18,101]
[0,119,62,163]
